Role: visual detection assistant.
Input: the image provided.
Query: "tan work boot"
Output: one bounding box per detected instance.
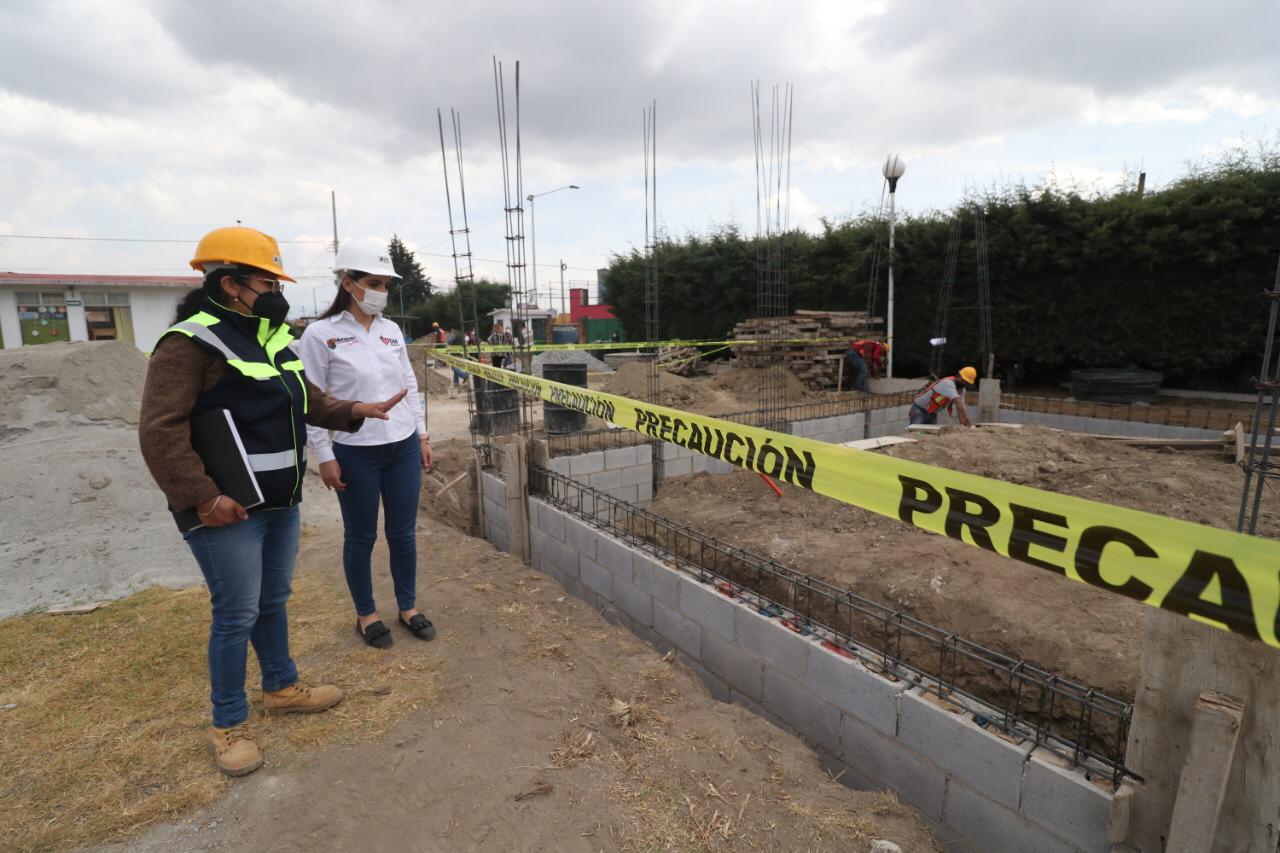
[207,724,263,777]
[262,681,344,715]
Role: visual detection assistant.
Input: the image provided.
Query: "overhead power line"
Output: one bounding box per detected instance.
[0,233,329,244]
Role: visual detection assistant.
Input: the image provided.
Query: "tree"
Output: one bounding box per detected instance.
[412,278,512,339]
[388,235,431,308]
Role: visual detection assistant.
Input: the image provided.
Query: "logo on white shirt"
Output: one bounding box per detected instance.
[326,336,358,350]
[379,335,400,346]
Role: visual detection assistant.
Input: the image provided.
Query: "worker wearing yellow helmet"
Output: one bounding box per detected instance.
[909,366,977,427]
[138,226,408,778]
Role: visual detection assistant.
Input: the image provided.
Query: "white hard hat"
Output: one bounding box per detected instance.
[333,236,400,279]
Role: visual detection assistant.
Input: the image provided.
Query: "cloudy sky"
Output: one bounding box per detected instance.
[2,0,1277,313]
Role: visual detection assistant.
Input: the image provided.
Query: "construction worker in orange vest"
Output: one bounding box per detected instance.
[844,339,888,392]
[909,366,977,426]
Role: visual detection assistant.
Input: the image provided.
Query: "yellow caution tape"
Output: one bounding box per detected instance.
[439,351,1280,648]
[411,337,856,355]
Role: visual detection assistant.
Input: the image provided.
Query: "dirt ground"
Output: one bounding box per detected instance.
[64,517,938,853]
[645,425,1270,702]
[595,363,830,415]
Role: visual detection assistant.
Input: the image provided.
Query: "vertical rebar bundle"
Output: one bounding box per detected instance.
[493,56,534,431]
[865,182,888,323]
[974,205,994,377]
[929,215,963,378]
[643,100,660,405]
[437,106,485,458]
[1237,253,1280,534]
[752,81,793,431]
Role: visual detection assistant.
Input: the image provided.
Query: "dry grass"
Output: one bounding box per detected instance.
[0,574,442,852]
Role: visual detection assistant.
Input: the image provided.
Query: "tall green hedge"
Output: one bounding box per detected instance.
[601,152,1280,388]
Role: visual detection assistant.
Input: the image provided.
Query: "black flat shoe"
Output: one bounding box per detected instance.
[356,619,393,648]
[399,613,437,641]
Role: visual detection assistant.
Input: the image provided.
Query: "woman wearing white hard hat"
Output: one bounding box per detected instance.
[298,237,436,648]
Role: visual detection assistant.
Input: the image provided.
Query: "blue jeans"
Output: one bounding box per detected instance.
[333,434,422,616]
[844,351,869,392]
[185,506,301,728]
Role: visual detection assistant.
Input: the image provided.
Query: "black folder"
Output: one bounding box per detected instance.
[171,409,265,532]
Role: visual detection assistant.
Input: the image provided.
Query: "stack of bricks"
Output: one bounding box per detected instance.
[731,309,882,390]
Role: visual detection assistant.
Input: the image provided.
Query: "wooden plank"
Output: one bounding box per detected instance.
[434,470,470,497]
[1232,422,1245,465]
[46,602,106,615]
[1166,691,1246,852]
[842,436,917,451]
[1122,611,1280,853]
[502,440,531,563]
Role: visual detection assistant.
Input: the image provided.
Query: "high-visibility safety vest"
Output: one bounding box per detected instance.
[160,299,309,511]
[914,376,962,414]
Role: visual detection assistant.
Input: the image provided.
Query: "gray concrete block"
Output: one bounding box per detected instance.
[690,455,709,474]
[487,524,508,553]
[564,515,598,561]
[544,534,581,580]
[560,574,591,605]
[707,458,734,475]
[944,778,1078,853]
[612,484,639,504]
[550,457,572,475]
[589,468,623,491]
[677,575,735,640]
[578,556,613,599]
[653,600,701,659]
[612,575,654,627]
[807,643,906,737]
[529,527,547,570]
[604,445,639,468]
[632,553,680,608]
[734,604,810,679]
[569,451,605,476]
[701,629,763,702]
[840,712,946,822]
[663,455,693,477]
[762,667,841,756]
[599,532,640,578]
[621,463,652,487]
[897,691,1031,809]
[483,495,506,525]
[1020,750,1112,853]
[532,499,566,542]
[681,657,731,702]
[636,480,653,504]
[481,471,506,499]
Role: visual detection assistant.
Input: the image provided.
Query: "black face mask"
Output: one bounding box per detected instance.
[247,290,290,325]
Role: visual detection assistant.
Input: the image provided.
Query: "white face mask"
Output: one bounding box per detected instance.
[352,281,388,315]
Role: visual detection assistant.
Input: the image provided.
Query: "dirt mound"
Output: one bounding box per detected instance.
[647,425,1265,702]
[410,354,456,397]
[711,366,821,403]
[420,438,477,531]
[599,362,739,413]
[0,341,148,431]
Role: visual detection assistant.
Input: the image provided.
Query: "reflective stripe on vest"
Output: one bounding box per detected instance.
[280,359,308,414]
[247,449,297,472]
[166,319,282,380]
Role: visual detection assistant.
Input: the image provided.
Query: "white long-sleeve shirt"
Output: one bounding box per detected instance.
[298,312,427,464]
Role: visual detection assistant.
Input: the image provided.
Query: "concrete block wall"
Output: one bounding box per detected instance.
[514,497,1114,853]
[1000,408,1222,440]
[548,444,655,505]
[480,471,510,553]
[866,404,914,438]
[787,412,866,444]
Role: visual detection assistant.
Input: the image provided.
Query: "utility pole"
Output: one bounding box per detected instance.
[882,154,905,378]
[559,260,567,315]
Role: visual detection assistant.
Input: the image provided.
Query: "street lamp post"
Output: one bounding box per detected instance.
[526,185,579,312]
[882,154,906,378]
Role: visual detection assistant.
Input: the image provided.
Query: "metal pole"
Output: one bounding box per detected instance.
[886,185,897,378]
[330,190,339,259]
[527,194,537,307]
[559,260,566,315]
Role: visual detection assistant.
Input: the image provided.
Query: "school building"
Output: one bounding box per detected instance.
[0,273,199,352]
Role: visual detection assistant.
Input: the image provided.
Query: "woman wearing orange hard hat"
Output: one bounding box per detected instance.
[139,226,408,778]
[908,365,977,427]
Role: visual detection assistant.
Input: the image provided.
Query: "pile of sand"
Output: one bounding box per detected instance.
[0,343,207,617]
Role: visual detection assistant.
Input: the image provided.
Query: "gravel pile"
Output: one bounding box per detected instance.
[531,348,612,376]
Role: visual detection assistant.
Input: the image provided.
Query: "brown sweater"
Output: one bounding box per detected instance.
[139,334,363,512]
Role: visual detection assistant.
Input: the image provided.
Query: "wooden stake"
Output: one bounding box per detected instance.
[1166,691,1246,852]
[1122,611,1280,853]
[502,439,530,563]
